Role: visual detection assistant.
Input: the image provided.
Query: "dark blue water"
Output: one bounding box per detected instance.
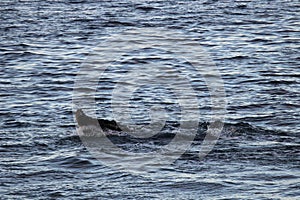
[1,0,299,199]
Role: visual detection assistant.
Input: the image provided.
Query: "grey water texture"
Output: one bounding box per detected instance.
[0,0,299,199]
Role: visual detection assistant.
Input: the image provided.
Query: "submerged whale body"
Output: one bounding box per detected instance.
[75,109,122,131]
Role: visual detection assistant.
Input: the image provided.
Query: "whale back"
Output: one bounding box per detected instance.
[76,109,121,131]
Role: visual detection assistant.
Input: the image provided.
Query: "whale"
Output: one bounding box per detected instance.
[75,109,122,131]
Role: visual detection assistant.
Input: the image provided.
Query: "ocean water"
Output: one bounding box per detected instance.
[0,0,299,199]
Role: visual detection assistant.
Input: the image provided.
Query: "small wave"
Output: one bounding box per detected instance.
[135,5,159,12]
[104,20,135,27]
[50,156,95,168]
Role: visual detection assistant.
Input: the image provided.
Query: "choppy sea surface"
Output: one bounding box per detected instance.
[1,0,299,199]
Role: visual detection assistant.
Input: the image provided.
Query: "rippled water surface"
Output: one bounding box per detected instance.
[1,0,299,199]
